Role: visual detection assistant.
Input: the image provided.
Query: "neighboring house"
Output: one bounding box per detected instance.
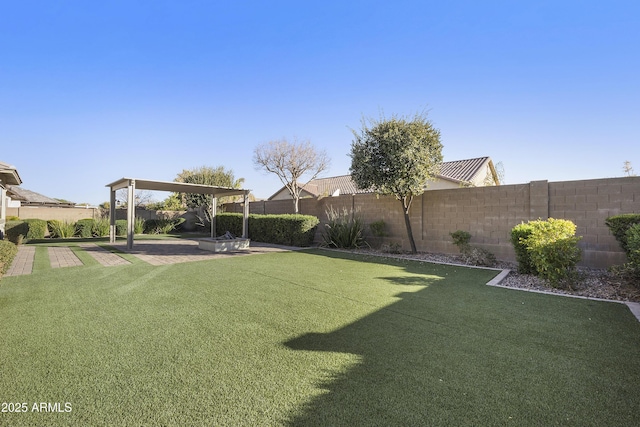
[268,156,500,200]
[6,186,75,207]
[0,161,22,237]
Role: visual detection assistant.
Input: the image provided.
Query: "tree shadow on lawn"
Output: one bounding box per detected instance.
[283,250,640,426]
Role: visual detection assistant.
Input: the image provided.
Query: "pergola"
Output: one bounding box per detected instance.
[106,178,250,249]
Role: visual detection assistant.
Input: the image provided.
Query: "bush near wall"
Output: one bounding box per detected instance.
[511,218,582,288]
[0,239,18,276]
[605,213,640,254]
[5,221,28,244]
[76,218,95,238]
[510,224,535,274]
[115,220,128,236]
[4,219,47,243]
[215,213,319,247]
[610,223,640,288]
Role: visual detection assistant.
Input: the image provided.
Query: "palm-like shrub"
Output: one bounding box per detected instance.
[48,220,77,239]
[321,207,367,249]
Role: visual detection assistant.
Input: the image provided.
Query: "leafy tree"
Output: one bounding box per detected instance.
[253,138,330,213]
[349,112,443,253]
[175,166,244,210]
[162,193,185,210]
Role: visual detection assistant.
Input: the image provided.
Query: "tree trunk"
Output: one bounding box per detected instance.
[400,198,417,253]
[293,196,299,214]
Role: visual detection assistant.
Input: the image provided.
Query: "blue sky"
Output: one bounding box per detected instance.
[2,1,638,205]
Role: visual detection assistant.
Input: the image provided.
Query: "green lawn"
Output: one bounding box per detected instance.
[1,246,639,426]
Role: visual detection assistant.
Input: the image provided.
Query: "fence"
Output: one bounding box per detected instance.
[224,176,640,269]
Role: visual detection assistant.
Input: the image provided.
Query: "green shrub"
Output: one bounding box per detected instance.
[5,219,47,243]
[369,220,388,237]
[605,213,640,254]
[5,220,28,244]
[611,224,640,287]
[6,215,20,221]
[450,230,471,248]
[115,220,128,236]
[510,223,535,274]
[450,230,496,267]
[321,207,366,249]
[48,220,77,239]
[134,217,145,234]
[215,213,244,236]
[143,218,185,234]
[0,239,18,276]
[24,219,47,240]
[627,224,640,265]
[513,218,582,288]
[92,218,110,237]
[76,219,95,238]
[250,214,318,246]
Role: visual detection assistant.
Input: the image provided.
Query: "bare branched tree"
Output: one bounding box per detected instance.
[253,138,330,213]
[115,189,155,208]
[623,160,636,177]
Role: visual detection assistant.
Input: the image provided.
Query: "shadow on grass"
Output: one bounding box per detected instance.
[283,250,640,426]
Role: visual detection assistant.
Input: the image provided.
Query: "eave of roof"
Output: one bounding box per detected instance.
[0,161,22,186]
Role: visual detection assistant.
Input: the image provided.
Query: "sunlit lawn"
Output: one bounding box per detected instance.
[1,246,639,426]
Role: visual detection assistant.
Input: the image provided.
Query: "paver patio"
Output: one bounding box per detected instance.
[78,243,131,266]
[4,245,35,276]
[106,239,305,265]
[48,247,83,268]
[3,239,306,275]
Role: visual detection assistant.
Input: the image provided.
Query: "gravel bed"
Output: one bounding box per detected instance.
[349,248,640,303]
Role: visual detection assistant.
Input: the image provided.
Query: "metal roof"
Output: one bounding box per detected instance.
[299,157,493,196]
[438,157,491,183]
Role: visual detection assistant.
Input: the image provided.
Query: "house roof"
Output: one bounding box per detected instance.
[272,157,497,198]
[0,161,22,186]
[438,156,493,184]
[303,174,368,196]
[6,186,74,206]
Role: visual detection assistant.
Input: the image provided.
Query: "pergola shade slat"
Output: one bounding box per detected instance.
[106,178,250,249]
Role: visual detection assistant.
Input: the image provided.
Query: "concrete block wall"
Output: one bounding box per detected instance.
[7,206,101,222]
[548,177,639,267]
[414,183,533,260]
[224,176,640,269]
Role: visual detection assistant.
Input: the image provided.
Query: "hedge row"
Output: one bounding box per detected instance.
[3,214,319,247]
[212,213,319,246]
[0,239,18,276]
[5,219,48,243]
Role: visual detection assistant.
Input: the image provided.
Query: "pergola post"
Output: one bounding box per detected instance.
[0,186,6,238]
[127,179,135,250]
[109,188,116,243]
[242,191,250,238]
[210,197,217,239]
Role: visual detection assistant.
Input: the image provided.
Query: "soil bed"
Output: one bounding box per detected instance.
[351,248,640,303]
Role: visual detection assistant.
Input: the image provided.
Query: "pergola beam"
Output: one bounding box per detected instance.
[106,178,250,250]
